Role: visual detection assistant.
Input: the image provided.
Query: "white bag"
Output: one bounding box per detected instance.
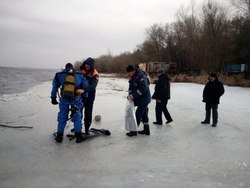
[125,100,137,131]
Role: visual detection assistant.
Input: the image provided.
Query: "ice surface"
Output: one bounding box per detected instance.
[0,76,250,188]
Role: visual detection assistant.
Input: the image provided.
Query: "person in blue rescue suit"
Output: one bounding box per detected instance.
[152,69,173,125]
[126,65,151,137]
[79,57,99,135]
[51,63,89,143]
[201,72,225,127]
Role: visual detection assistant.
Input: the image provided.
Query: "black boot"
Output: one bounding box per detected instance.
[85,123,91,135]
[126,131,137,137]
[138,124,150,135]
[55,132,63,143]
[75,132,85,143]
[201,121,210,124]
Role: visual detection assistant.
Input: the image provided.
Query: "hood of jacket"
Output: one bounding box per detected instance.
[80,57,95,72]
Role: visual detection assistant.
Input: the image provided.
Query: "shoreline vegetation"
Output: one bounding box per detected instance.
[101,73,250,87]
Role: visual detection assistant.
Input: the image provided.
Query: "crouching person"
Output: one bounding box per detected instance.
[51,63,89,143]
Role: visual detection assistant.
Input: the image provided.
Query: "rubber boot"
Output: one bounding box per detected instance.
[126,131,137,137]
[55,132,63,143]
[75,132,85,143]
[138,124,150,135]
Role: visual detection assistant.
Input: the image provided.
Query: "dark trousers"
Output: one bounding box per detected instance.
[155,100,172,124]
[205,103,218,124]
[82,98,94,127]
[135,105,149,126]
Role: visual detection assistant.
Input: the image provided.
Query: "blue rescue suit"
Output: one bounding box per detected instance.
[51,70,88,133]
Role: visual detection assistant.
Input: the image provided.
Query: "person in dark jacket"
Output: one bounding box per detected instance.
[126,65,151,136]
[51,63,89,143]
[152,69,173,125]
[201,73,225,127]
[79,57,99,135]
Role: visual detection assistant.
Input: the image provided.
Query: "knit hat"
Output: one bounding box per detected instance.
[126,65,135,72]
[209,72,218,79]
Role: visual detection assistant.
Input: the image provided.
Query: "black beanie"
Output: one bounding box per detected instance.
[209,72,218,79]
[65,63,73,71]
[126,65,135,72]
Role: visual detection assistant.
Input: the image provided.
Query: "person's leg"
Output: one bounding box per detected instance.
[211,104,218,127]
[135,105,144,127]
[73,98,86,143]
[83,98,94,134]
[162,100,173,123]
[57,102,69,133]
[154,101,163,124]
[138,106,150,135]
[201,103,211,124]
[55,101,70,142]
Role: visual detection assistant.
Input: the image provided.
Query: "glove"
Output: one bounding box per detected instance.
[51,97,58,105]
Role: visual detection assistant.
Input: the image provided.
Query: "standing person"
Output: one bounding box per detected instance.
[51,63,89,143]
[201,72,225,127]
[79,57,99,135]
[126,65,151,136]
[152,69,173,125]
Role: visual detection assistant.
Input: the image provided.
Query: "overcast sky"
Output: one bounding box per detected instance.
[0,0,230,69]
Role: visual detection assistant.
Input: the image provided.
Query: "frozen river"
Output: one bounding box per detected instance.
[0,76,250,188]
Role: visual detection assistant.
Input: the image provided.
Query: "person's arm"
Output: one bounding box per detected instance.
[85,75,99,93]
[130,75,148,99]
[50,73,61,105]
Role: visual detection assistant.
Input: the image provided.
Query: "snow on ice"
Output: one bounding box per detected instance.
[0,75,250,188]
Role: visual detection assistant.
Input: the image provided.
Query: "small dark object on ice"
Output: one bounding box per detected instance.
[90,128,111,135]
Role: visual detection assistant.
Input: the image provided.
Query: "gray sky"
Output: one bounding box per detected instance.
[0,0,230,69]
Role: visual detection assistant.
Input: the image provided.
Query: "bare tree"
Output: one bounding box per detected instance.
[200,0,230,71]
[231,0,250,17]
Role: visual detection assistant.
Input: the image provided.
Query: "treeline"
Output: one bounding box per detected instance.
[76,0,250,75]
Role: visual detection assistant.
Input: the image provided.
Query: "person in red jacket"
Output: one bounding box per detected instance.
[79,57,99,135]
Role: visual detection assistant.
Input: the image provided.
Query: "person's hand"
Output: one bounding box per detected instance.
[127,95,134,102]
[76,89,84,95]
[51,97,58,105]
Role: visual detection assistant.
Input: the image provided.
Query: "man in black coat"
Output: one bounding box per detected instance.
[152,69,173,125]
[201,73,225,127]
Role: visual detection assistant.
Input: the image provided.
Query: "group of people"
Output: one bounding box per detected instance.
[125,65,225,136]
[51,60,225,143]
[51,57,99,143]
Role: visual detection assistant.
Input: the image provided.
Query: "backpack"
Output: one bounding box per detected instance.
[61,72,75,100]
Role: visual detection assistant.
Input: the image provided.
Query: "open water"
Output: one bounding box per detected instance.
[0,67,57,94]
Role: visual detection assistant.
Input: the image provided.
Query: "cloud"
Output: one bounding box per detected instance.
[0,0,192,69]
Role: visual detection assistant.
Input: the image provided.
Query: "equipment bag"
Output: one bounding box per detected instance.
[61,72,75,100]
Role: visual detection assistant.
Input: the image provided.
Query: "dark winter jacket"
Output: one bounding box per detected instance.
[128,70,151,106]
[80,57,99,101]
[203,79,225,104]
[152,73,171,101]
